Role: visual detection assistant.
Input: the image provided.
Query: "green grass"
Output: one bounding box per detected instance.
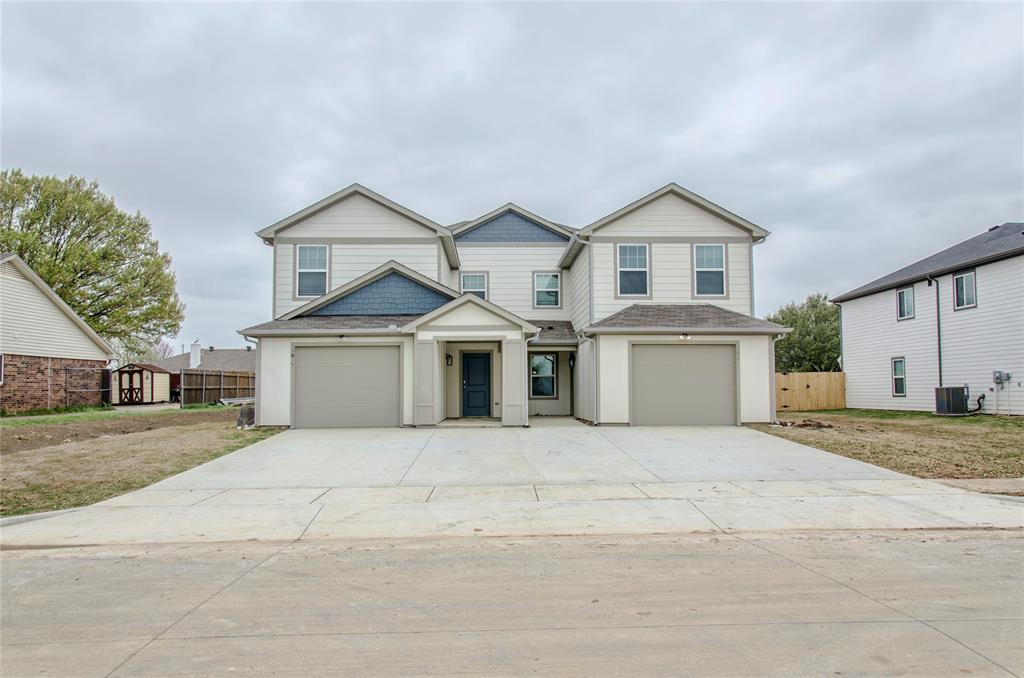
[0,403,230,428]
[0,403,111,418]
[795,408,1024,429]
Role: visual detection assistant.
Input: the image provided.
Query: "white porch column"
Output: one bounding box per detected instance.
[414,339,438,425]
[501,337,527,426]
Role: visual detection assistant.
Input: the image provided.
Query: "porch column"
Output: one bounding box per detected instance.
[414,339,437,425]
[501,337,527,426]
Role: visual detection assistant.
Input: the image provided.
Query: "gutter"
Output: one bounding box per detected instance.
[237,328,407,338]
[581,326,792,337]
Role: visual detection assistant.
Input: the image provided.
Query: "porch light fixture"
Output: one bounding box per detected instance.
[445,353,453,367]
[680,334,691,340]
[568,353,576,368]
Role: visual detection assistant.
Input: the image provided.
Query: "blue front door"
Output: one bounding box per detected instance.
[461,352,491,417]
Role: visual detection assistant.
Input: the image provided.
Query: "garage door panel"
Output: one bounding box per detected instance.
[294,346,400,428]
[631,345,736,426]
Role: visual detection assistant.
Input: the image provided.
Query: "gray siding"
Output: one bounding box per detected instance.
[456,211,569,243]
[308,272,451,316]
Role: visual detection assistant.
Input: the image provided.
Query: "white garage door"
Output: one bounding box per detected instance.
[630,344,737,425]
[293,346,400,428]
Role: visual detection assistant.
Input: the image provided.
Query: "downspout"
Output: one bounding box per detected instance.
[524,328,542,427]
[577,330,598,425]
[927,275,942,387]
[771,333,785,424]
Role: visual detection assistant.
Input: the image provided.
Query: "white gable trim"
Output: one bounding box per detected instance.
[257,184,460,268]
[279,260,458,320]
[450,203,574,239]
[0,254,115,358]
[579,183,769,240]
[401,293,539,333]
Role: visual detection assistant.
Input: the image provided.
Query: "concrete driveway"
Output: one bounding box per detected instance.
[2,419,1020,546]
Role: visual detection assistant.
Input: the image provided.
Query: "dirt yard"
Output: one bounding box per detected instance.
[750,410,1024,479]
[1,419,282,516]
[1,407,239,455]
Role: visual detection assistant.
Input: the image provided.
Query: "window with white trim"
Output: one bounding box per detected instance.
[461,272,487,300]
[534,272,560,307]
[953,270,976,309]
[617,244,649,296]
[897,286,915,320]
[296,245,328,297]
[694,244,726,296]
[891,357,906,397]
[529,353,557,398]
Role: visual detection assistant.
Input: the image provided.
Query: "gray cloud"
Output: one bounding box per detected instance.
[3,2,1021,348]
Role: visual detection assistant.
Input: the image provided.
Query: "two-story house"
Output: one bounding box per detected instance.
[832,222,1023,416]
[239,183,789,428]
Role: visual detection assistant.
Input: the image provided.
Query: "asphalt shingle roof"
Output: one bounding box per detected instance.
[832,222,1024,303]
[589,304,788,333]
[239,315,422,335]
[150,348,257,372]
[525,320,578,344]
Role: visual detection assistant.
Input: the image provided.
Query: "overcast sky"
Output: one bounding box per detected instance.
[3,2,1022,351]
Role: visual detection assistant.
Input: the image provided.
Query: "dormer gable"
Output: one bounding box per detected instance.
[281,261,458,320]
[452,204,572,243]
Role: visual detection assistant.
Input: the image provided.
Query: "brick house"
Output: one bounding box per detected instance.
[0,253,115,413]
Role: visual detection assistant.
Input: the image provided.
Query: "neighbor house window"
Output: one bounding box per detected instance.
[953,270,976,310]
[891,357,906,397]
[694,244,726,296]
[461,272,488,300]
[534,272,561,307]
[296,245,328,297]
[617,244,649,296]
[529,353,557,398]
[897,286,915,320]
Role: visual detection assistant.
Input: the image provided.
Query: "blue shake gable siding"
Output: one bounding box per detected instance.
[308,273,452,316]
[455,211,569,243]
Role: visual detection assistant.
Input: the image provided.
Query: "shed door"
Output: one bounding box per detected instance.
[630,344,737,425]
[293,346,400,428]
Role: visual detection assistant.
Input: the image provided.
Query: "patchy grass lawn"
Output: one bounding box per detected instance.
[749,409,1024,479]
[1,421,282,516]
[0,403,227,429]
[1,406,242,454]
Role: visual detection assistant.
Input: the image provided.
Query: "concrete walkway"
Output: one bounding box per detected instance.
[2,532,1021,676]
[2,422,1021,546]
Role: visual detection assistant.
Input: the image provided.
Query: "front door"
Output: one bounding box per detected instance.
[461,352,491,417]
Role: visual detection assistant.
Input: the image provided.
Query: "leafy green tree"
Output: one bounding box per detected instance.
[767,292,841,372]
[0,170,184,354]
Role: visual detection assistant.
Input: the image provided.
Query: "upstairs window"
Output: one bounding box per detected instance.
[296,245,328,297]
[953,270,976,310]
[534,272,561,307]
[617,244,649,296]
[897,286,915,320]
[891,357,906,397]
[461,272,488,300]
[529,353,557,398]
[694,244,726,296]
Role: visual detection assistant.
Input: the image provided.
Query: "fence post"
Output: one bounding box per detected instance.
[201,371,206,405]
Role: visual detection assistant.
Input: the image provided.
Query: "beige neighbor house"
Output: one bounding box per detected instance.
[833,222,1023,416]
[0,253,115,413]
[239,183,790,428]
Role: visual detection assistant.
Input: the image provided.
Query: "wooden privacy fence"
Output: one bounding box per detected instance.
[776,372,845,411]
[180,369,255,406]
